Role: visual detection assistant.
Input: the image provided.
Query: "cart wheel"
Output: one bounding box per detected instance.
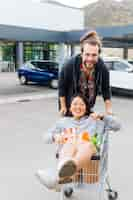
[107,189,118,200]
[63,187,73,198]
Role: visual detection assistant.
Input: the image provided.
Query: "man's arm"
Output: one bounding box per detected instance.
[59,96,67,115]
[104,115,121,132]
[58,57,74,115]
[105,99,113,115]
[101,63,112,115]
[58,60,70,115]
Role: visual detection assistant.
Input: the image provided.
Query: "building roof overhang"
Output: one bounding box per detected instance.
[1,24,133,47]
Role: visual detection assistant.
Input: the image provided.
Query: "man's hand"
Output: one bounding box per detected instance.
[90,112,104,120]
[90,112,98,120]
[59,106,67,116]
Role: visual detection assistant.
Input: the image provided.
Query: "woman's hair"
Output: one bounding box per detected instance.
[80,30,102,54]
[69,93,90,116]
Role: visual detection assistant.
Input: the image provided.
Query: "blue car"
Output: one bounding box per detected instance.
[17,60,59,89]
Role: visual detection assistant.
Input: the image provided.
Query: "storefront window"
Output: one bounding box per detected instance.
[24,42,59,62]
[0,42,16,72]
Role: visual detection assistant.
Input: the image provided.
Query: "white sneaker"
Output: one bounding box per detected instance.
[58,158,77,178]
[35,168,60,190]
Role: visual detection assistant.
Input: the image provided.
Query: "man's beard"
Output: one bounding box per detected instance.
[83,62,94,70]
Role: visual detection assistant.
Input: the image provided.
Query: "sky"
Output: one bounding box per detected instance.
[56,0,98,8]
[52,0,123,8]
[35,0,124,8]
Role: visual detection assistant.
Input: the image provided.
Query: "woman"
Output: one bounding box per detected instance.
[36,94,120,190]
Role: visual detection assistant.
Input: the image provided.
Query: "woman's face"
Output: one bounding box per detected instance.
[70,96,87,119]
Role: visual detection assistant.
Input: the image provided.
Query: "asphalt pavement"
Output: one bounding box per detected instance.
[0,72,57,104]
[0,72,133,200]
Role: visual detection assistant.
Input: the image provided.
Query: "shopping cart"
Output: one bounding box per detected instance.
[56,126,118,200]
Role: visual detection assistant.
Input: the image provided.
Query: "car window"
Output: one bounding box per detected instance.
[113,61,129,72]
[104,61,113,70]
[37,62,49,70]
[39,62,58,70]
[48,62,59,70]
[27,62,35,69]
[30,61,58,70]
[128,61,133,65]
[31,61,38,68]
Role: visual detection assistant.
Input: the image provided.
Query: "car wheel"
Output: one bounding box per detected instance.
[49,79,58,89]
[19,75,28,85]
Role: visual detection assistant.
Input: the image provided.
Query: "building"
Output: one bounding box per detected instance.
[0,0,84,71]
[1,0,133,72]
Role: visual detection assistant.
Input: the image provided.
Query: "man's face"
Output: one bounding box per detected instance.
[81,43,99,70]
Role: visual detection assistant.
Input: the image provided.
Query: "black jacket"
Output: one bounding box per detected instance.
[58,54,111,113]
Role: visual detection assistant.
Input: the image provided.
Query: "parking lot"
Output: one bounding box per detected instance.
[0,72,57,104]
[0,92,132,200]
[0,72,133,200]
[0,72,57,95]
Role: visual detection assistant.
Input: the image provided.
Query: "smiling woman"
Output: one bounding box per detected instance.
[36,93,121,194]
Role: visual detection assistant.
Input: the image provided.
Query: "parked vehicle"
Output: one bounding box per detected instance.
[17,60,59,89]
[128,59,133,65]
[103,57,133,94]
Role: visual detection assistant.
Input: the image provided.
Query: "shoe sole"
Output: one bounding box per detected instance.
[35,172,56,190]
[58,160,77,178]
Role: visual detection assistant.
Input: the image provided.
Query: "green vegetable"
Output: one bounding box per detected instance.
[91,133,102,151]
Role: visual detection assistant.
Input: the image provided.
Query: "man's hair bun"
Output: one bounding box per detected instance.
[80,31,98,42]
[80,30,102,54]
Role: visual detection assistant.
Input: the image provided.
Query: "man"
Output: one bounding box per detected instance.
[58,31,112,116]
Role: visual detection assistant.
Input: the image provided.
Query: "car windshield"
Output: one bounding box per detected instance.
[26,62,35,69]
[127,59,133,64]
[114,60,133,72]
[113,61,129,71]
[104,58,133,71]
[121,59,133,69]
[30,61,58,70]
